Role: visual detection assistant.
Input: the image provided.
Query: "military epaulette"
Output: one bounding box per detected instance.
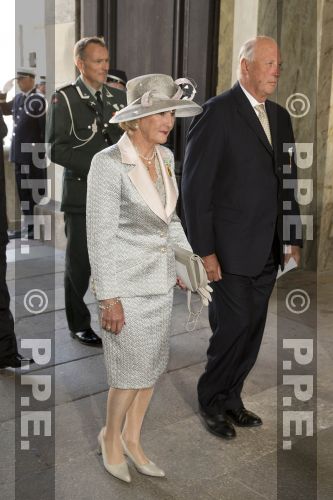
[55,82,75,93]
[104,85,125,100]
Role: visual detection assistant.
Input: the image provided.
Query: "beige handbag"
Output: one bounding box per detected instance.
[173,245,213,331]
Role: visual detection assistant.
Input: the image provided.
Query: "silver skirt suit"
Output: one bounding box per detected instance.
[86,133,192,389]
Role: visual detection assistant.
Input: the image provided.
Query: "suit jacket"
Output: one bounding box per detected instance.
[46,77,126,213]
[182,82,302,277]
[86,132,192,300]
[0,110,8,245]
[0,88,46,164]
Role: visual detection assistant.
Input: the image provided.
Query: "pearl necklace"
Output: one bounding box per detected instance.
[135,146,156,166]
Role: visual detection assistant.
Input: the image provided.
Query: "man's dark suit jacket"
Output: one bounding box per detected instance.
[182,82,302,277]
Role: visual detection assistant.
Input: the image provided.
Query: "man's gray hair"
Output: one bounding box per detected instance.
[74,36,107,61]
[237,36,276,78]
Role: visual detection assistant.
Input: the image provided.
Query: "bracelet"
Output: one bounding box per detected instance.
[98,298,120,310]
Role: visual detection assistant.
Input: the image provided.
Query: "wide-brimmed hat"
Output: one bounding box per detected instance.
[110,73,202,123]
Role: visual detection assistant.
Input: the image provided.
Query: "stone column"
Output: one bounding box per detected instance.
[257,0,318,270]
[317,0,333,271]
[232,0,259,83]
[43,0,77,249]
[217,0,235,93]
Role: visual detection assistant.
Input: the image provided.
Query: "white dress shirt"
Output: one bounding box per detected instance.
[239,82,266,116]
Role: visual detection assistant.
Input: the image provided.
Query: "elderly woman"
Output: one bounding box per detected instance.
[86,74,203,483]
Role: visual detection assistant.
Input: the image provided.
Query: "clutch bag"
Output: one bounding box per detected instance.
[172,245,208,292]
[172,245,209,331]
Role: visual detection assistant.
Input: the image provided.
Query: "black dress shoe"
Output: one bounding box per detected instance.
[199,404,236,439]
[226,407,262,427]
[70,328,102,346]
[0,353,35,369]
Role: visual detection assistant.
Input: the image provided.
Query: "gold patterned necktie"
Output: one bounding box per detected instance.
[255,104,272,146]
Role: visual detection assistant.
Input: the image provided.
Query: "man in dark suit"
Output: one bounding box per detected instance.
[0,69,47,238]
[182,36,302,439]
[46,37,125,346]
[0,109,34,369]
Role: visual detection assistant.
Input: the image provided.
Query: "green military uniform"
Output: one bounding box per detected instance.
[46,76,125,336]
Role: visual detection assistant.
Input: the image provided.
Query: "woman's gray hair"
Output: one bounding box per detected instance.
[238,36,276,78]
[119,120,139,133]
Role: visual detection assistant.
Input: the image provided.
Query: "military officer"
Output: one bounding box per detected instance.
[46,36,126,346]
[0,68,47,238]
[0,109,34,369]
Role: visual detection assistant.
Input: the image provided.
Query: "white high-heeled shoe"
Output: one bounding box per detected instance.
[120,436,165,478]
[97,428,131,483]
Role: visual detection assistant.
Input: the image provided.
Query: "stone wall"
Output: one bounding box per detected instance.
[317,0,333,271]
[217,0,333,271]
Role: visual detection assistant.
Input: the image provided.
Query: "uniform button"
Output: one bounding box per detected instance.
[12,132,15,136]
[77,177,81,181]
[16,115,20,118]
[105,139,108,143]
[104,123,107,127]
[14,124,17,127]
[88,125,91,129]
[19,107,22,110]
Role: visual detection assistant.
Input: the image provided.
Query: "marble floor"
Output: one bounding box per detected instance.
[0,239,332,500]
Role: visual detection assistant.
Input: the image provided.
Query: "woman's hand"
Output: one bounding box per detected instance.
[176,277,187,290]
[99,298,125,335]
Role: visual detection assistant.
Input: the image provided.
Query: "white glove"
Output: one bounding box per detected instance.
[197,284,213,306]
[2,78,15,94]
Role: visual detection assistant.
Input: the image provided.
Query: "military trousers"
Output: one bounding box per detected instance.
[0,243,18,363]
[64,213,92,332]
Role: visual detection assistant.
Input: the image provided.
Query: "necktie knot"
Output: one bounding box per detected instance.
[95,90,103,108]
[255,103,266,116]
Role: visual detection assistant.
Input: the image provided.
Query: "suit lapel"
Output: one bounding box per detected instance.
[118,133,173,224]
[156,146,178,220]
[232,83,273,156]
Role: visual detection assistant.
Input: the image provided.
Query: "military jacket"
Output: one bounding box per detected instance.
[0,88,46,164]
[46,77,126,213]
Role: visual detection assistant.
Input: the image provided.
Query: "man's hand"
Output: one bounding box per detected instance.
[2,78,15,94]
[202,253,222,282]
[284,245,301,266]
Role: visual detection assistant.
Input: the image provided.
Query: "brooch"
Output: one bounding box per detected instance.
[164,159,173,177]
